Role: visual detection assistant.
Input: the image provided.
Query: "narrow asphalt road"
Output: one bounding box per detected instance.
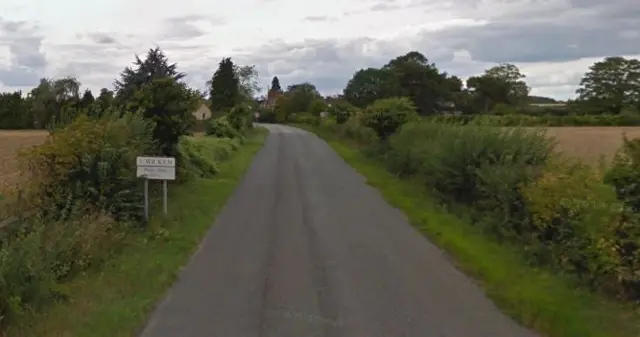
[138,124,539,337]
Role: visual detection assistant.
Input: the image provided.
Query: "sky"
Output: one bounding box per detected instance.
[0,0,638,100]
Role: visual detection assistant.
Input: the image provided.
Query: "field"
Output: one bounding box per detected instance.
[0,130,49,193]
[543,126,640,165]
[0,126,638,193]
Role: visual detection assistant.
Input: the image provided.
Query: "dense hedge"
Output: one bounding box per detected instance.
[0,103,254,328]
[429,114,640,126]
[299,98,640,303]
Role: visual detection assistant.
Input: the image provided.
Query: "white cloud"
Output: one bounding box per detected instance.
[0,0,638,99]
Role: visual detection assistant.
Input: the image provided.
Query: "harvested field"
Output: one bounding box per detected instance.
[543,127,640,166]
[0,130,49,193]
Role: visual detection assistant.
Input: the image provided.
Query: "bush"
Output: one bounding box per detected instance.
[0,212,124,327]
[328,100,358,124]
[291,112,319,126]
[361,97,418,139]
[384,121,553,210]
[19,112,155,223]
[176,136,241,181]
[227,105,253,133]
[429,114,640,126]
[127,78,199,156]
[205,116,243,139]
[308,99,328,117]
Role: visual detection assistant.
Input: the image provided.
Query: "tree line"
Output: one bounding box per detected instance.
[1,49,639,133]
[266,52,640,122]
[0,48,264,155]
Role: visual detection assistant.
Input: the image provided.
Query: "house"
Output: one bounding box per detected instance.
[193,103,212,120]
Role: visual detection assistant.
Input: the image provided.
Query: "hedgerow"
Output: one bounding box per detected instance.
[297,97,640,302]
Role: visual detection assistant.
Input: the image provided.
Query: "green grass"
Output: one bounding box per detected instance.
[6,128,268,337]
[308,128,639,337]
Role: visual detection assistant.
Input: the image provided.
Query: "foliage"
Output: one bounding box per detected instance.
[127,78,198,156]
[205,116,243,139]
[114,47,185,105]
[576,56,640,115]
[226,104,254,133]
[209,57,241,113]
[19,112,155,223]
[308,98,328,116]
[0,91,31,129]
[0,213,124,326]
[328,99,358,124]
[233,65,261,101]
[273,82,322,122]
[429,114,640,126]
[176,136,241,180]
[467,63,530,113]
[605,137,640,212]
[360,97,418,139]
[343,68,400,108]
[270,76,282,93]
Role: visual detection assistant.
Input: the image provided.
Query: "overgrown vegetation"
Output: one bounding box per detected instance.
[0,47,265,332]
[287,51,640,337]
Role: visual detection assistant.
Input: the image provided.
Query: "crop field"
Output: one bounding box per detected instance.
[543,126,640,165]
[0,130,49,193]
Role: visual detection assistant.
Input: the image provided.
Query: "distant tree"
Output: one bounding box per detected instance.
[327,99,358,124]
[383,51,454,116]
[528,95,558,104]
[27,77,83,128]
[576,56,640,114]
[467,63,529,113]
[234,65,261,101]
[209,57,241,112]
[285,82,322,113]
[270,76,283,93]
[361,97,418,140]
[308,98,328,116]
[0,91,30,129]
[343,68,400,108]
[80,89,95,109]
[114,47,185,104]
[94,88,115,116]
[128,78,199,156]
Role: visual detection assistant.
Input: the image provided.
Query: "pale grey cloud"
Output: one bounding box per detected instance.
[0,0,639,100]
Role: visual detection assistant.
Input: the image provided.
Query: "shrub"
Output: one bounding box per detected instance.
[205,116,243,139]
[127,78,199,156]
[385,121,553,209]
[292,112,319,126]
[361,97,418,139]
[604,137,640,212]
[328,100,358,124]
[227,105,253,133]
[0,213,124,327]
[19,112,155,223]
[308,99,328,117]
[176,136,241,181]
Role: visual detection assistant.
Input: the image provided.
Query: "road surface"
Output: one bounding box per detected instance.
[138,124,539,337]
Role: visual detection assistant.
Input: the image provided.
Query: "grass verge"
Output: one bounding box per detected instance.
[306,127,639,337]
[6,128,268,337]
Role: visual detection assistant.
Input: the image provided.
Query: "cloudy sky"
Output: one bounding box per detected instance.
[0,0,638,100]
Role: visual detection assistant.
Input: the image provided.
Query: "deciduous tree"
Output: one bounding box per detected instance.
[343,68,400,109]
[576,56,640,114]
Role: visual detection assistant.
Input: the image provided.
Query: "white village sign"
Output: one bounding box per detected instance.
[136,156,176,220]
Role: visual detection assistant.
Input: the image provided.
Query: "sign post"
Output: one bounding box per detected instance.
[136,156,176,220]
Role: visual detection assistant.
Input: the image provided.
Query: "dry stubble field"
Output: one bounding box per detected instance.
[0,130,49,194]
[0,126,639,194]
[543,126,640,165]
